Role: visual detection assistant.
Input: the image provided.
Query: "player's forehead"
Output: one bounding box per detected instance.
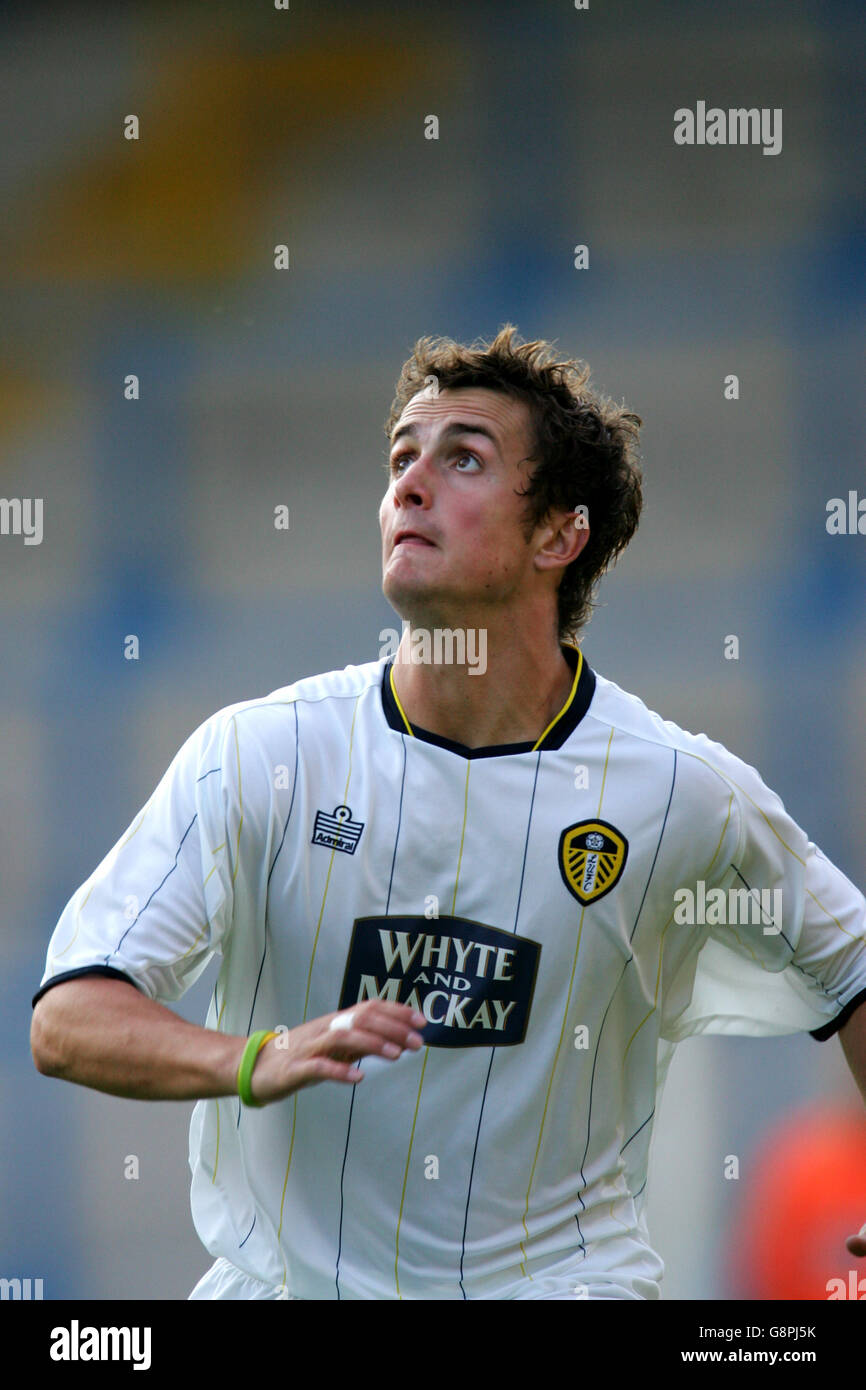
[391,386,532,455]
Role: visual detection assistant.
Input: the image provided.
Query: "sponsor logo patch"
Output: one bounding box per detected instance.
[311,804,364,855]
[338,915,541,1047]
[559,820,628,905]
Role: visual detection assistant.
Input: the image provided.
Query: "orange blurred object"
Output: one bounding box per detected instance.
[728,1104,866,1300]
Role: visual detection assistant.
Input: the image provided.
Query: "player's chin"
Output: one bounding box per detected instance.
[382,568,439,611]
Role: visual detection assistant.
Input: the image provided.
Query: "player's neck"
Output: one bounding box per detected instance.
[389,614,575,749]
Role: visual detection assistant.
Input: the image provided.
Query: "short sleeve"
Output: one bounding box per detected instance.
[34,711,237,1005]
[661,741,866,1042]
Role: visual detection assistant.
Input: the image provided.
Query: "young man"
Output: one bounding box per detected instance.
[31,327,866,1300]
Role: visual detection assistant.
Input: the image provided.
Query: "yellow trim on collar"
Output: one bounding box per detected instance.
[389,664,415,736]
[391,646,582,750]
[532,647,583,751]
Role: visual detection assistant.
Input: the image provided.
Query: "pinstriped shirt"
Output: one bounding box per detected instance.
[35,649,866,1299]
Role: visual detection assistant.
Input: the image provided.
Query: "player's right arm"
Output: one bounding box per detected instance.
[33,706,426,1103]
[30,976,425,1102]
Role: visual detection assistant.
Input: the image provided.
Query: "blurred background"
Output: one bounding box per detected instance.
[1,0,864,1300]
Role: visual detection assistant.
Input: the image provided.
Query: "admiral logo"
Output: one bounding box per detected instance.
[339,915,541,1047]
[311,804,364,855]
[559,820,628,905]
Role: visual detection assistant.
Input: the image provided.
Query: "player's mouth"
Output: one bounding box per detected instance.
[393,529,436,550]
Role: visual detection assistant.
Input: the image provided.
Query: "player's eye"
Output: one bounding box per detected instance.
[387,450,480,475]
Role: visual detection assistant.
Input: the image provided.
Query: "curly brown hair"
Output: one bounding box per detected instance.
[384,324,643,640]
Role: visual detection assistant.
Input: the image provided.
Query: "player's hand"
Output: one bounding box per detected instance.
[246,1000,426,1106]
[846,1224,866,1257]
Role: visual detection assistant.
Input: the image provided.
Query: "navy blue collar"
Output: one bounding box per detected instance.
[381,644,595,759]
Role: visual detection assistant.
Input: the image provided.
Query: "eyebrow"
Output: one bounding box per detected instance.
[389,421,502,454]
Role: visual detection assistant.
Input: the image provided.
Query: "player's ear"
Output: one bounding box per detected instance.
[533,509,590,573]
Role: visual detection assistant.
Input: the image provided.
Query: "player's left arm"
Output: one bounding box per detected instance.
[839,1001,866,1256]
[700,748,866,1261]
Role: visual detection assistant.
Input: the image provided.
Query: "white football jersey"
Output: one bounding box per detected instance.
[35,648,866,1300]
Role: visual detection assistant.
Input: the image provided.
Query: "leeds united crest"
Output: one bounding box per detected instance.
[559,820,628,905]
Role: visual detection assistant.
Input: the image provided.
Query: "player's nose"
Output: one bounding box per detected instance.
[391,454,434,507]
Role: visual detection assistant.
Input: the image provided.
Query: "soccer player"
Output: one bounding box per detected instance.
[31,327,866,1299]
